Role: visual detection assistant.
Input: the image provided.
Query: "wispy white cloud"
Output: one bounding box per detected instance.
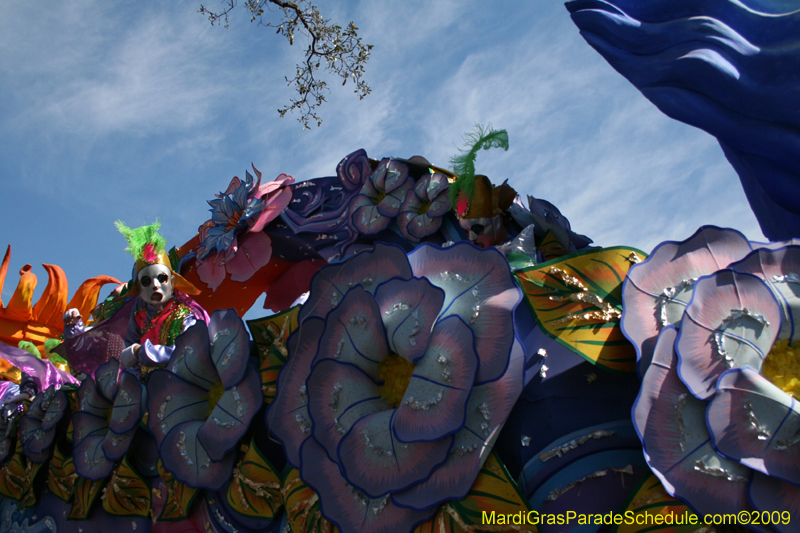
[0,0,768,308]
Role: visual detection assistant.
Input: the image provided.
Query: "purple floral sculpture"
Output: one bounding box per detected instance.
[19,386,68,463]
[146,309,262,490]
[268,242,525,533]
[73,358,143,479]
[349,158,414,235]
[397,172,450,242]
[623,226,800,522]
[196,168,294,290]
[280,149,372,262]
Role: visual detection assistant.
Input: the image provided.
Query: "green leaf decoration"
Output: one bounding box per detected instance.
[538,230,570,262]
[226,437,282,519]
[248,305,300,404]
[611,473,749,533]
[0,440,43,508]
[48,443,77,502]
[157,459,200,521]
[515,246,647,373]
[282,467,338,533]
[0,441,27,501]
[413,452,534,533]
[17,341,42,359]
[69,476,105,520]
[102,456,150,517]
[168,246,181,272]
[92,291,131,323]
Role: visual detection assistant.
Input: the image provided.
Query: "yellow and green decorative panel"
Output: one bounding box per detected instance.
[69,477,105,520]
[539,230,570,262]
[515,246,646,373]
[611,473,749,533]
[414,452,535,533]
[102,456,151,517]
[156,459,200,521]
[0,440,43,508]
[282,467,338,533]
[248,305,300,404]
[48,443,77,501]
[226,437,283,519]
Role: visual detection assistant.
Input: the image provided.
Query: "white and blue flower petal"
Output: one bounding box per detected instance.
[375,278,444,363]
[708,367,800,484]
[677,270,781,400]
[393,316,477,443]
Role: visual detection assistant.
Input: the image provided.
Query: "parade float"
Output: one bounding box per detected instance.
[1,1,799,532]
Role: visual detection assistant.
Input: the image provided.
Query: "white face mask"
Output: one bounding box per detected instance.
[137,264,173,305]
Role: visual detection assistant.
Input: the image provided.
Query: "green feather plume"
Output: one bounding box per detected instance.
[448,124,509,210]
[115,219,167,262]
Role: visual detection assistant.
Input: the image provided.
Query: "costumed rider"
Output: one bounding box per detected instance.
[115,221,208,371]
[447,125,536,262]
[454,173,518,249]
[62,221,208,373]
[448,125,593,263]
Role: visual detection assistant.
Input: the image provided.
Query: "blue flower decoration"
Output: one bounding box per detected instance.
[146,309,263,490]
[626,227,800,521]
[268,242,525,533]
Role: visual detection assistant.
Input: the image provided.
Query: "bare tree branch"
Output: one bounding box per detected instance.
[198,0,373,129]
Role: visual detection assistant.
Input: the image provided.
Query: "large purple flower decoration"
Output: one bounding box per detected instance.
[396,172,450,242]
[147,309,262,490]
[73,358,143,479]
[349,158,414,235]
[18,386,67,463]
[622,226,755,371]
[268,242,525,533]
[625,227,800,526]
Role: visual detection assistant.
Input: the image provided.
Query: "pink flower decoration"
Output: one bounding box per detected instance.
[196,230,273,292]
[245,167,295,232]
[195,165,294,291]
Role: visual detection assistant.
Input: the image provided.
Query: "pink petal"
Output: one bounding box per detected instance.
[221,176,241,196]
[250,186,294,232]
[255,173,295,196]
[225,232,273,283]
[196,254,228,292]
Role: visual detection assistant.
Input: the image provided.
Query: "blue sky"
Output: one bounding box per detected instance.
[0,0,765,313]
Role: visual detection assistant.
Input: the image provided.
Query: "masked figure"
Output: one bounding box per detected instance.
[455,174,517,248]
[116,221,208,370]
[63,221,208,372]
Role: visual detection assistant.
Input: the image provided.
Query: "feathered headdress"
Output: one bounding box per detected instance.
[115,220,200,296]
[449,124,517,219]
[115,220,168,268]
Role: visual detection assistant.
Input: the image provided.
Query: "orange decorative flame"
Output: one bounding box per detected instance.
[0,245,121,358]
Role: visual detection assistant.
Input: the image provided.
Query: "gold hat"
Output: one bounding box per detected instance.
[455,175,517,219]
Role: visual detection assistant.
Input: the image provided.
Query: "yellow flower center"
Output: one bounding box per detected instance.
[762,339,800,399]
[378,354,414,408]
[374,190,387,205]
[205,381,226,416]
[417,201,432,215]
